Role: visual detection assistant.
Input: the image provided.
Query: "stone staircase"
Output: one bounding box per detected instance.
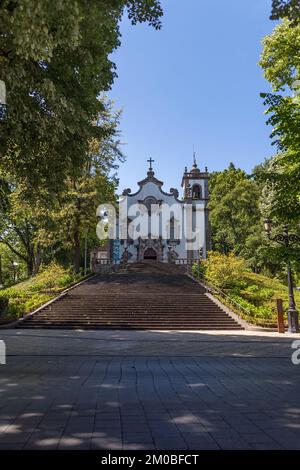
[18,262,243,330]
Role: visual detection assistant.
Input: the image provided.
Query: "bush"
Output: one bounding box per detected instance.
[27,262,76,292]
[192,262,206,278]
[23,294,52,314]
[191,251,300,326]
[228,293,274,320]
[0,263,84,319]
[202,251,248,290]
[242,285,275,305]
[56,273,74,288]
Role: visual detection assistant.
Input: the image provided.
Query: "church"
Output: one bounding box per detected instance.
[91,158,211,269]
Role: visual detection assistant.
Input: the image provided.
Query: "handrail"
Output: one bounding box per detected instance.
[186,264,253,320]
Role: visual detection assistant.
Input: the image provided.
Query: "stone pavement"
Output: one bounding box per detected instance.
[0,328,300,450]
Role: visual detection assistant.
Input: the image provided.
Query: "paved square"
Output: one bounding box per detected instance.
[0,329,300,450]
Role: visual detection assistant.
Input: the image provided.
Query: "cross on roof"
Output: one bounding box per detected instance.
[147,157,155,171]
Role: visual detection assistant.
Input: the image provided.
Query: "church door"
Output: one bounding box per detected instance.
[144,248,157,260]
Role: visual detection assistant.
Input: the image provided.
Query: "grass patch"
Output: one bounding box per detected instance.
[0,262,87,323]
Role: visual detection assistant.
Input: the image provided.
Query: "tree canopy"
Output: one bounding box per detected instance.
[0,96,123,274]
[271,0,300,23]
[0,0,162,278]
[208,164,261,260]
[0,0,162,190]
[259,19,300,224]
[208,163,300,280]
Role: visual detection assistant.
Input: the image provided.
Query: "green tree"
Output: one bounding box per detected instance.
[259,19,300,223]
[208,164,261,259]
[52,99,123,273]
[271,0,300,23]
[0,0,162,189]
[0,97,123,274]
[0,243,27,286]
[0,177,57,276]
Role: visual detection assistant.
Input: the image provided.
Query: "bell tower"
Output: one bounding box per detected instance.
[181,154,209,202]
[181,154,211,258]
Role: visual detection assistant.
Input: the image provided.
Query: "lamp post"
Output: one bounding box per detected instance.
[12,261,19,283]
[0,80,7,121]
[84,228,88,276]
[264,219,300,333]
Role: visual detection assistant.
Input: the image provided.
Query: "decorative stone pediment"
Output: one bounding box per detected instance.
[122,188,132,196]
[137,170,164,191]
[169,188,179,198]
[122,169,181,202]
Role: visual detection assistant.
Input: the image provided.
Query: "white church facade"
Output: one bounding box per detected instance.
[91,158,211,270]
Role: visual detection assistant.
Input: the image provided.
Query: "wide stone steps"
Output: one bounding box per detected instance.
[42,306,222,311]
[29,311,233,317]
[18,262,243,330]
[20,320,242,330]
[20,326,241,330]
[23,315,235,321]
[39,311,227,316]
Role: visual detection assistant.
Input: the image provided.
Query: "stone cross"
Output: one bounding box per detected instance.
[147,157,155,171]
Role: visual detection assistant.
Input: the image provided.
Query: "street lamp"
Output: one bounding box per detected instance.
[264,219,300,333]
[12,261,19,283]
[84,228,88,276]
[264,218,272,233]
[0,80,7,121]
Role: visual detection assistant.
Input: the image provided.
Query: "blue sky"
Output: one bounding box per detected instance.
[110,0,275,194]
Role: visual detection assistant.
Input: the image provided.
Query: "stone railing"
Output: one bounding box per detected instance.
[186,264,252,323]
[94,259,110,265]
[175,258,196,265]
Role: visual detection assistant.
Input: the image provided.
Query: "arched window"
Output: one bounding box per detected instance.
[143,196,158,215]
[192,184,201,199]
[168,217,180,240]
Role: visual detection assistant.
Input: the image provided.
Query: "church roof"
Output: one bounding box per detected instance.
[122,168,180,201]
[137,169,164,188]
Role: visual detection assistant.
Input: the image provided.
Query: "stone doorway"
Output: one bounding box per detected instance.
[143,247,157,260]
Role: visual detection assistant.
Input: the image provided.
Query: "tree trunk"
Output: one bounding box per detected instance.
[27,257,34,277]
[33,244,42,275]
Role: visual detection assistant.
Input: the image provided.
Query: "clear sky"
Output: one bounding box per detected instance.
[109,0,275,194]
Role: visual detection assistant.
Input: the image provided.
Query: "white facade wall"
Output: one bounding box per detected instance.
[114,168,209,264]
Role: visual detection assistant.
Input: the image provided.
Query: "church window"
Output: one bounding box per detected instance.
[143,196,158,215]
[169,217,180,240]
[192,184,201,199]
